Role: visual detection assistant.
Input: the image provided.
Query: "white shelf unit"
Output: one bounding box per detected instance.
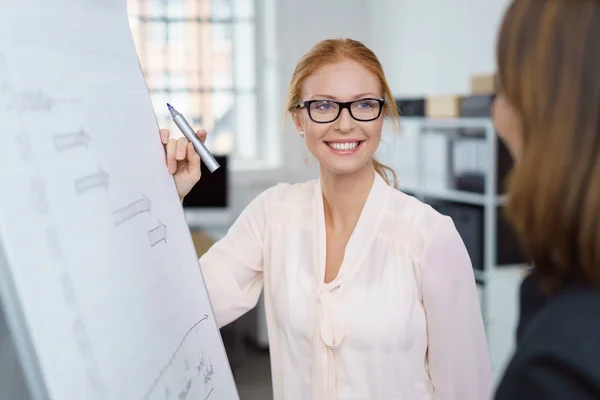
[397,117,519,322]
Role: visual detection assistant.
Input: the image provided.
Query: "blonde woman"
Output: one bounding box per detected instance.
[160,38,492,400]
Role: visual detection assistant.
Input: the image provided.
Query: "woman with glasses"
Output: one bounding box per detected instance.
[159,38,492,399]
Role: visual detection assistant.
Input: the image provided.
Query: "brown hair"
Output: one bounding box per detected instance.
[285,38,399,188]
[497,0,600,293]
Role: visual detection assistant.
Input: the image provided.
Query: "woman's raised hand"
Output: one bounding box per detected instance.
[159,128,207,201]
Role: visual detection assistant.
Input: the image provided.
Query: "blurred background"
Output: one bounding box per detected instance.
[123,0,524,398]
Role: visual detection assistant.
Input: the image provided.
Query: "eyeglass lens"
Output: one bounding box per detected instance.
[309,99,381,122]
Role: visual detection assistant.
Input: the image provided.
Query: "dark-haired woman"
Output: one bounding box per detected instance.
[492,0,600,398]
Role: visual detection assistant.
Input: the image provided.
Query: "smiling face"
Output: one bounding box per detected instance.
[291,59,384,177]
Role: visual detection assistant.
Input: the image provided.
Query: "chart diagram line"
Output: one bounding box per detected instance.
[142,314,209,400]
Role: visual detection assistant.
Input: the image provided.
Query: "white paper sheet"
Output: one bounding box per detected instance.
[0,1,238,399]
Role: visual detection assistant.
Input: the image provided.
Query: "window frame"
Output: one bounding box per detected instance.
[232,0,280,172]
[127,0,280,171]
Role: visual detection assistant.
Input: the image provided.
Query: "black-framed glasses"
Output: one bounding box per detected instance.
[296,98,385,123]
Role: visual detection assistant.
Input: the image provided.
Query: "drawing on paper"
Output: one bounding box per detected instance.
[74,169,110,195]
[0,3,239,399]
[148,221,167,247]
[113,195,151,226]
[13,90,54,112]
[11,90,81,113]
[142,315,217,400]
[53,130,90,152]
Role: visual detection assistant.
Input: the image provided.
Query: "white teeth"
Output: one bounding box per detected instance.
[328,142,359,151]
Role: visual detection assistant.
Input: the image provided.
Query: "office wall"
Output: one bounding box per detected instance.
[369,0,511,96]
[369,0,512,189]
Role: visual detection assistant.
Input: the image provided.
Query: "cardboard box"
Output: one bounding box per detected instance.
[470,73,497,94]
[426,95,462,118]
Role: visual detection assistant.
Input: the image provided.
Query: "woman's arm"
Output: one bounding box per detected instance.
[421,216,493,399]
[199,186,273,328]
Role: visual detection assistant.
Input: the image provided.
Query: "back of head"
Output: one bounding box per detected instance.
[497,0,600,293]
[285,38,400,187]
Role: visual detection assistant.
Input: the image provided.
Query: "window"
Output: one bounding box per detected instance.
[127,0,260,163]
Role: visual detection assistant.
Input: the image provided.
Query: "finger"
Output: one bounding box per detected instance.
[186,142,202,180]
[166,138,178,174]
[196,129,207,143]
[175,137,188,161]
[159,129,170,144]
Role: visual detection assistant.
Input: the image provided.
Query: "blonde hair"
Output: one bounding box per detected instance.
[285,38,399,188]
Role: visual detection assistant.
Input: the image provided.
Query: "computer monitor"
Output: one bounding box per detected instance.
[182,155,232,228]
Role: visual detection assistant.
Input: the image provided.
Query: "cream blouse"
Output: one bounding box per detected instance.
[199,172,493,400]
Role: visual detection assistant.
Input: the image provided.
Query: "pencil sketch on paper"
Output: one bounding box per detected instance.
[148,221,167,247]
[112,195,151,226]
[13,90,54,112]
[74,169,110,195]
[53,130,90,152]
[10,90,82,113]
[0,2,239,399]
[142,315,216,400]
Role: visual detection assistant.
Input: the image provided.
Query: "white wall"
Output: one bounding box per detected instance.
[369,0,511,96]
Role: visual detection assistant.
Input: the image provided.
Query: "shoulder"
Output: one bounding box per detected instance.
[522,287,600,357]
[254,179,317,207]
[266,179,317,201]
[382,186,456,251]
[244,180,318,224]
[381,188,472,292]
[386,187,451,233]
[497,287,600,398]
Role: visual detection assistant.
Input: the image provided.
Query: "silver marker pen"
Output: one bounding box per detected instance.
[166,103,220,173]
